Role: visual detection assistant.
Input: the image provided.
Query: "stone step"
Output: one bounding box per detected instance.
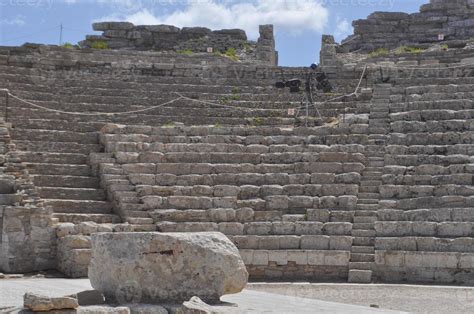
[350,253,375,263]
[23,163,91,176]
[354,210,377,217]
[32,175,100,189]
[351,246,375,254]
[352,230,376,238]
[359,186,379,193]
[352,236,375,246]
[358,193,380,199]
[43,199,111,214]
[360,180,382,187]
[38,187,106,201]
[349,262,374,271]
[352,223,375,230]
[11,152,87,164]
[357,199,379,205]
[130,224,157,232]
[125,217,155,225]
[353,216,377,223]
[356,204,379,211]
[10,128,99,144]
[53,213,121,224]
[348,270,372,283]
[14,141,103,154]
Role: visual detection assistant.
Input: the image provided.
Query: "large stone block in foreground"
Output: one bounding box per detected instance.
[89,232,248,304]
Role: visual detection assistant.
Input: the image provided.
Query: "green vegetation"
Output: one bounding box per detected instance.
[163,122,175,128]
[396,46,425,55]
[225,47,240,61]
[62,42,74,49]
[243,42,252,53]
[178,49,194,56]
[253,117,264,126]
[214,121,222,128]
[303,213,308,221]
[90,41,109,50]
[441,44,449,50]
[368,48,390,58]
[232,87,241,94]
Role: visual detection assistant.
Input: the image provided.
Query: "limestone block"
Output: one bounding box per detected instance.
[89,232,248,304]
[307,251,325,265]
[218,223,243,235]
[271,222,295,235]
[287,251,308,265]
[24,292,79,311]
[258,236,280,250]
[324,222,352,235]
[235,207,254,222]
[438,222,472,237]
[207,208,234,223]
[279,236,300,249]
[244,222,272,235]
[324,251,350,266]
[301,235,330,250]
[214,185,240,197]
[307,208,330,223]
[265,195,289,210]
[142,196,164,210]
[260,185,283,197]
[253,250,269,265]
[329,236,352,250]
[56,223,77,238]
[269,250,288,265]
[294,222,324,235]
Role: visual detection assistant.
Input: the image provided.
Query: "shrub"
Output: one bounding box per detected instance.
[178,49,193,56]
[225,48,239,61]
[368,48,389,58]
[396,46,425,55]
[91,41,109,50]
[62,42,74,49]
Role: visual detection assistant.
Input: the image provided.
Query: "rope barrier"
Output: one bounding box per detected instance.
[4,59,473,118]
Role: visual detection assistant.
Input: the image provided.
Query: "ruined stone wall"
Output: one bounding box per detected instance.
[80,22,278,66]
[340,0,474,52]
[0,91,56,273]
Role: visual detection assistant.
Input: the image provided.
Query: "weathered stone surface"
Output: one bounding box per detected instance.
[89,232,248,304]
[24,292,79,311]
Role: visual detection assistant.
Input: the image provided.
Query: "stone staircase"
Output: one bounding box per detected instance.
[349,84,391,283]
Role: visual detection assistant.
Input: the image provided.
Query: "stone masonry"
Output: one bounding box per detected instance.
[340,0,474,52]
[80,22,278,66]
[0,0,473,285]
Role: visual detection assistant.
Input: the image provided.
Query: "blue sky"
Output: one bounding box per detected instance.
[0,0,427,66]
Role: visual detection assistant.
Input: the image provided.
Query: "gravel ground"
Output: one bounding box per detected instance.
[0,278,402,313]
[247,282,474,314]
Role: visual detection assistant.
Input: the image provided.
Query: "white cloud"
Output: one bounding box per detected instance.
[0,15,26,26]
[334,17,352,41]
[97,0,329,39]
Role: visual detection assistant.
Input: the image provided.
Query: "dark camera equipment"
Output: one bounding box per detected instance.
[274,63,333,125]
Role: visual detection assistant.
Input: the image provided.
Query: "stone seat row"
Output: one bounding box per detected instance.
[140,194,357,211]
[390,109,473,120]
[138,175,359,191]
[376,237,474,252]
[380,184,474,198]
[8,108,297,127]
[136,184,361,200]
[385,154,473,166]
[385,144,474,155]
[382,174,473,185]
[378,208,474,222]
[375,221,474,238]
[380,196,474,210]
[391,120,474,133]
[6,83,339,103]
